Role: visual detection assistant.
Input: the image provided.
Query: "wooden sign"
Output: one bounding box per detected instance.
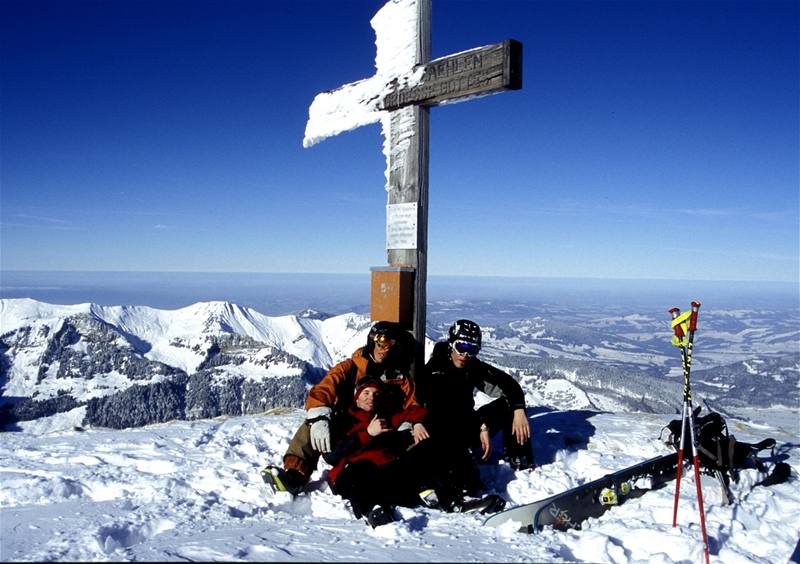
[380,40,522,111]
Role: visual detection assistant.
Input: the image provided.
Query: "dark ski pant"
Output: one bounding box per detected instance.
[331,438,473,517]
[477,398,534,465]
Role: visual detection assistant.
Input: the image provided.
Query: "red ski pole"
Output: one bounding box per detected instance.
[670,302,709,564]
[686,302,710,564]
[669,307,690,527]
[687,407,710,564]
[686,301,701,373]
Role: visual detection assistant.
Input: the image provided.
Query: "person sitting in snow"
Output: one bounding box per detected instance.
[325,378,494,526]
[324,378,431,526]
[261,321,428,495]
[417,319,534,487]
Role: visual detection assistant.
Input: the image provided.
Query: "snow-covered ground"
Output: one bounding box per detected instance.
[2,406,797,562]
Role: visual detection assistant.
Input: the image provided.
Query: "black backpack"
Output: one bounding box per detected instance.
[662,406,790,494]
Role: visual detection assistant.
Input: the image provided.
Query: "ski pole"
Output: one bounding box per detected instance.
[669,307,690,527]
[670,303,710,564]
[685,301,701,377]
[686,302,710,564]
[687,406,710,564]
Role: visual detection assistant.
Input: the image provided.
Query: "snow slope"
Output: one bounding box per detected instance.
[1,406,797,562]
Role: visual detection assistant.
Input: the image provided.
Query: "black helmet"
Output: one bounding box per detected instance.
[448,319,481,347]
[365,321,400,354]
[368,320,397,339]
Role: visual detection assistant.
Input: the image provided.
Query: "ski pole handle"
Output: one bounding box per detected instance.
[669,308,685,338]
[689,301,701,332]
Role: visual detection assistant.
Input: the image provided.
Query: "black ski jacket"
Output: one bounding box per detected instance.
[417,341,526,444]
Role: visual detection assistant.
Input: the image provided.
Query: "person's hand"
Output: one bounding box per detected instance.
[307,406,332,453]
[368,415,390,436]
[480,424,492,461]
[412,422,430,444]
[310,419,331,452]
[511,408,531,445]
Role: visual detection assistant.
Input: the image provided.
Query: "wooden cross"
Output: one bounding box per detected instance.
[303,0,522,371]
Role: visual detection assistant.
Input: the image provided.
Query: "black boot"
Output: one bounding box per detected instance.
[505,439,535,471]
[348,496,373,520]
[261,466,305,496]
[456,494,507,514]
[366,505,396,527]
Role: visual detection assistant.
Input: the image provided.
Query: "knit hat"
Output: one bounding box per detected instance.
[354,378,383,403]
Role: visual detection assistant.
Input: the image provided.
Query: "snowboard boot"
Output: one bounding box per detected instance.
[437,484,468,513]
[505,440,535,472]
[366,505,396,528]
[418,489,442,510]
[456,494,507,515]
[261,465,305,496]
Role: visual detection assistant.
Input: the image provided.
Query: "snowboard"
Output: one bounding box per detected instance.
[483,452,678,533]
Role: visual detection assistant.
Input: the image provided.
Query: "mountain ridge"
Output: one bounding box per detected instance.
[1,298,797,430]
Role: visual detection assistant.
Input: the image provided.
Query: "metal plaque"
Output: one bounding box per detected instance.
[386,203,418,250]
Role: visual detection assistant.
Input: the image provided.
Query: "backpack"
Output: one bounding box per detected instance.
[661,406,789,501]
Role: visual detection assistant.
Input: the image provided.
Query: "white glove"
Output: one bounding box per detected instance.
[307,406,332,453]
[397,421,413,433]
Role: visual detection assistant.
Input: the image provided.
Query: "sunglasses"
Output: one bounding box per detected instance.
[452,340,480,357]
[373,334,396,349]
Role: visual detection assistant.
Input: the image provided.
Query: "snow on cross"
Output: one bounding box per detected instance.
[302,0,522,367]
[301,0,521,150]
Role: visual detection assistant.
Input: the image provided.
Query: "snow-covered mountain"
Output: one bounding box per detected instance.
[0,299,373,429]
[1,298,797,430]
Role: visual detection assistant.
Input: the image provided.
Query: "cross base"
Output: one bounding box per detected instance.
[370,266,415,328]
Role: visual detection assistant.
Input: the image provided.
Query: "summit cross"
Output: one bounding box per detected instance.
[302,0,522,371]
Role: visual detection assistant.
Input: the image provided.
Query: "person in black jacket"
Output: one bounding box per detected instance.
[417,319,534,478]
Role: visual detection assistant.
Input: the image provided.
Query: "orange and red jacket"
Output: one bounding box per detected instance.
[305,347,419,411]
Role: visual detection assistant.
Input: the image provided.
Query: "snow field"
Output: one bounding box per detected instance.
[1,407,797,562]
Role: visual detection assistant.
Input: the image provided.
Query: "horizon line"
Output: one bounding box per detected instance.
[0,269,796,285]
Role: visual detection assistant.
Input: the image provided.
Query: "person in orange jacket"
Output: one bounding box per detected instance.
[262,321,429,495]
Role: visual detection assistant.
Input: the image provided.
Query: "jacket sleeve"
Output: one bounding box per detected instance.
[399,377,420,409]
[478,362,526,410]
[390,405,428,428]
[416,342,449,407]
[414,367,431,408]
[305,359,354,410]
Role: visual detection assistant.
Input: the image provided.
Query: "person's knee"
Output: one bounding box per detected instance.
[478,398,514,428]
[283,454,313,480]
[283,423,321,479]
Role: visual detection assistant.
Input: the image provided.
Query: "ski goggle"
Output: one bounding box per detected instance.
[452,340,480,357]
[373,334,396,350]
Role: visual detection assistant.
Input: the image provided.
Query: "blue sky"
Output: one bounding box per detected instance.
[1,0,797,282]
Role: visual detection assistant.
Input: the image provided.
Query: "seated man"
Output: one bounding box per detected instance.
[262,321,427,495]
[325,378,429,527]
[326,378,503,527]
[417,319,534,477]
